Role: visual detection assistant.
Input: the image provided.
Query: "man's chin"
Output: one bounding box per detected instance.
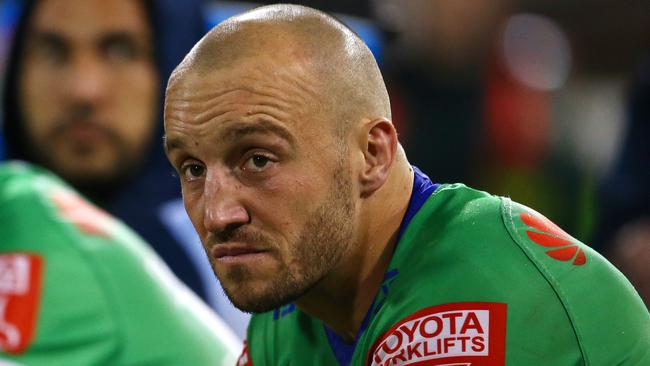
[228,292,297,314]
[46,158,133,198]
[57,161,115,181]
[223,280,304,314]
[37,139,136,182]
[222,271,322,314]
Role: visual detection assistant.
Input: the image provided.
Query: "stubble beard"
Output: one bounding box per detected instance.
[26,105,148,197]
[218,157,355,313]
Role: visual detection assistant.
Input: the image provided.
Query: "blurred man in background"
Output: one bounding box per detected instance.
[1,0,249,337]
[0,161,240,364]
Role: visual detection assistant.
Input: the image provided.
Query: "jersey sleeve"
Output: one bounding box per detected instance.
[0,162,240,365]
[0,163,121,365]
[503,198,650,365]
[87,220,241,365]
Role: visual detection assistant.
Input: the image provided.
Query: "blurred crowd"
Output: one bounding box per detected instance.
[0,0,648,332]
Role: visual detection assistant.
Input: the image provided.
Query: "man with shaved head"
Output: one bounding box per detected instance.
[164,4,650,365]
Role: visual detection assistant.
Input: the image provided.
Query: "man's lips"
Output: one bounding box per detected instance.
[63,125,110,141]
[211,244,268,260]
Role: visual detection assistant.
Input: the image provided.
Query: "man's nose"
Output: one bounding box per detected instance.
[202,173,250,234]
[66,54,108,103]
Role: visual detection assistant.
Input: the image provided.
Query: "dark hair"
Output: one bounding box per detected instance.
[2,0,38,160]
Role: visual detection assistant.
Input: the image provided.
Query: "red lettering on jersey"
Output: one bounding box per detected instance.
[237,341,253,366]
[367,302,506,366]
[459,311,483,334]
[0,253,43,354]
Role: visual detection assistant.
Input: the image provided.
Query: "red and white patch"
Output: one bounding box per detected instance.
[0,253,43,354]
[237,341,253,366]
[50,189,112,238]
[367,302,507,366]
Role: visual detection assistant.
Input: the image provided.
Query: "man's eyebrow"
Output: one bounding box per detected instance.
[26,31,66,47]
[163,120,295,155]
[221,120,296,145]
[100,32,137,45]
[163,135,185,155]
[100,31,153,51]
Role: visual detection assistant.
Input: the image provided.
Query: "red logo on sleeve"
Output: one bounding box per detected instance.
[51,190,112,238]
[367,302,507,366]
[519,211,586,266]
[0,253,43,354]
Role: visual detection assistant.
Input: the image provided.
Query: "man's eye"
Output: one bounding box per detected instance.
[243,154,273,172]
[105,40,136,61]
[252,155,269,168]
[28,39,68,65]
[102,35,151,63]
[40,43,67,64]
[181,163,205,181]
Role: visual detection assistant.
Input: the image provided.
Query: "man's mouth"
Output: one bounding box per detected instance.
[211,244,268,262]
[63,124,110,142]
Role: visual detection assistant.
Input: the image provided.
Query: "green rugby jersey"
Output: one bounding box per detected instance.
[0,162,239,365]
[241,177,650,365]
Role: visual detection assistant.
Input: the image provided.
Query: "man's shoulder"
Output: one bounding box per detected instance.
[0,163,123,360]
[502,199,650,363]
[394,183,507,266]
[0,161,64,213]
[502,198,649,312]
[362,187,650,365]
[0,162,111,255]
[409,182,504,230]
[0,162,181,317]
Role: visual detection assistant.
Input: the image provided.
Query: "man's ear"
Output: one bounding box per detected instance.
[358,118,397,197]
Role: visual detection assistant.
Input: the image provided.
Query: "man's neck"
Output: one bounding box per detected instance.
[295,163,414,342]
[296,230,399,342]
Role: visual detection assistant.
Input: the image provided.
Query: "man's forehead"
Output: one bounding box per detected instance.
[165,65,312,131]
[181,51,312,78]
[31,0,150,37]
[167,57,317,103]
[164,62,328,153]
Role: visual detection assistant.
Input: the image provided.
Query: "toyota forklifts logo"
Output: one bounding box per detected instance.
[368,302,506,366]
